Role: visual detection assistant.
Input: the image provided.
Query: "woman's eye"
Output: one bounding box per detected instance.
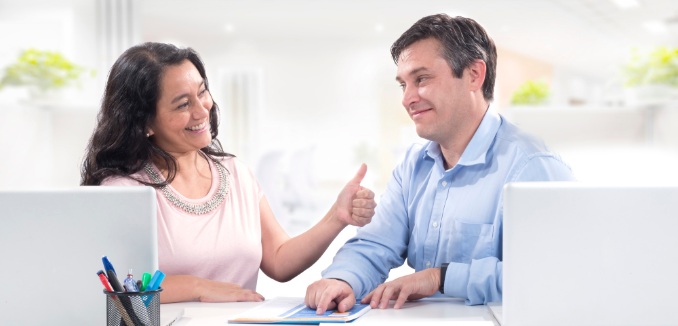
[178,101,189,109]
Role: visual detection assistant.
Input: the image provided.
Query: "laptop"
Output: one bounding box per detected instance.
[501,182,678,326]
[0,187,158,325]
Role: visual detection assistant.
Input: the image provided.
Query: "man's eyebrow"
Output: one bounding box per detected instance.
[396,67,429,83]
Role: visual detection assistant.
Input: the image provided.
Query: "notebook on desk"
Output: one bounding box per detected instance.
[0,187,158,325]
[501,182,678,326]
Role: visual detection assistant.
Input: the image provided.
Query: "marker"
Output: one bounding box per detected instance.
[140,272,152,291]
[146,270,165,291]
[98,270,135,326]
[142,270,165,307]
[97,270,113,292]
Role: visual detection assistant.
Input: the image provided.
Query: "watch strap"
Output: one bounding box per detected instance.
[439,263,449,294]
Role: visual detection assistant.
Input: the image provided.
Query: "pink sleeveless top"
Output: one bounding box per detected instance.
[102,156,263,290]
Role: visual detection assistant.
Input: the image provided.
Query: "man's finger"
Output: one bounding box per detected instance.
[393,289,409,309]
[305,284,316,308]
[337,295,356,313]
[316,287,338,315]
[361,291,374,304]
[379,286,395,309]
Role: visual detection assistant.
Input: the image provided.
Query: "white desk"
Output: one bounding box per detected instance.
[161,297,499,325]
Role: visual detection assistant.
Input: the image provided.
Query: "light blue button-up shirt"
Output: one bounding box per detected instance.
[322,109,576,305]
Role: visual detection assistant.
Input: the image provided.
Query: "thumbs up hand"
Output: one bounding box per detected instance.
[333,163,376,227]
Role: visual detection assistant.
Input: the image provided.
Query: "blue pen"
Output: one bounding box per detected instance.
[102,256,116,276]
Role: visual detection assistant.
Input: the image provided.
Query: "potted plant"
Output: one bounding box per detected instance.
[622,46,678,107]
[510,79,550,106]
[0,48,93,100]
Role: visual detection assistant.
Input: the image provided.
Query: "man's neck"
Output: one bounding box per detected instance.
[439,104,489,170]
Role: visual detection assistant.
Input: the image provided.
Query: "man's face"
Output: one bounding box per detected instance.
[395,38,472,144]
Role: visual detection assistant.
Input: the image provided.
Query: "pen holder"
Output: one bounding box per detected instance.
[104,288,162,326]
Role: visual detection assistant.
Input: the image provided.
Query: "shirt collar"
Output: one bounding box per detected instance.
[424,106,501,167]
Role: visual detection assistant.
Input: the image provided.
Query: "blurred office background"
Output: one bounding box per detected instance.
[1,0,677,295]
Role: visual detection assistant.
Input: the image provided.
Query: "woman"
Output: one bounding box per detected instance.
[81,42,376,303]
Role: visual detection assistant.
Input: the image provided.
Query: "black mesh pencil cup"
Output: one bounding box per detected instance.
[104,288,162,326]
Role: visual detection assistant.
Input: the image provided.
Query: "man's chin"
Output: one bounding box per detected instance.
[414,128,432,141]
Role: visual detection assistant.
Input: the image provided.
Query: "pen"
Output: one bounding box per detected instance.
[98,270,135,326]
[125,269,152,325]
[102,256,117,276]
[107,269,145,325]
[106,269,124,292]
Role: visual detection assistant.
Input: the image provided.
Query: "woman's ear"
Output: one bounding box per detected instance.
[146,128,154,138]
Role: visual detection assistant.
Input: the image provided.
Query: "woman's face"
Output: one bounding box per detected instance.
[148,60,213,156]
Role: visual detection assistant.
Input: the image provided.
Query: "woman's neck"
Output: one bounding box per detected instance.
[156,151,214,199]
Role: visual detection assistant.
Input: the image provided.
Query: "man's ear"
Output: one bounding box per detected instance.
[466,59,487,92]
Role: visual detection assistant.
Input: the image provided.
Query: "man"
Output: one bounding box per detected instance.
[305,14,575,313]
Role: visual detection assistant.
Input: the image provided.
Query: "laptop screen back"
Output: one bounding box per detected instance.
[502,182,678,326]
[0,187,158,325]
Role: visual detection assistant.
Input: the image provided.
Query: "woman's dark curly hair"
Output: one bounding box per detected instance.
[81,42,232,186]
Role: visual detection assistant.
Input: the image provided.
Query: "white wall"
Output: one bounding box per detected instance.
[0,0,102,189]
[2,0,678,298]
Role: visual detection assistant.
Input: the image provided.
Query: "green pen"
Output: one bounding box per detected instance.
[140,272,152,291]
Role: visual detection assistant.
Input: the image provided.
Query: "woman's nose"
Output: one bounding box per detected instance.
[193,97,212,118]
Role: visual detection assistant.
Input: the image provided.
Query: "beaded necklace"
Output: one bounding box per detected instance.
[144,154,230,215]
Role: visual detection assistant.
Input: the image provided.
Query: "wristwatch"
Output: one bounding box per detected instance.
[439,263,449,294]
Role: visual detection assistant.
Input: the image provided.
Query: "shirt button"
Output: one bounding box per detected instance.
[432,222,439,228]
[442,181,448,187]
[426,261,431,267]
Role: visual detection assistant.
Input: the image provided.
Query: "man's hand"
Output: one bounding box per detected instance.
[334,163,376,227]
[305,278,356,314]
[361,268,440,309]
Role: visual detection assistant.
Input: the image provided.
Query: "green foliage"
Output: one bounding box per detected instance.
[623,46,678,87]
[510,80,550,105]
[0,48,93,92]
